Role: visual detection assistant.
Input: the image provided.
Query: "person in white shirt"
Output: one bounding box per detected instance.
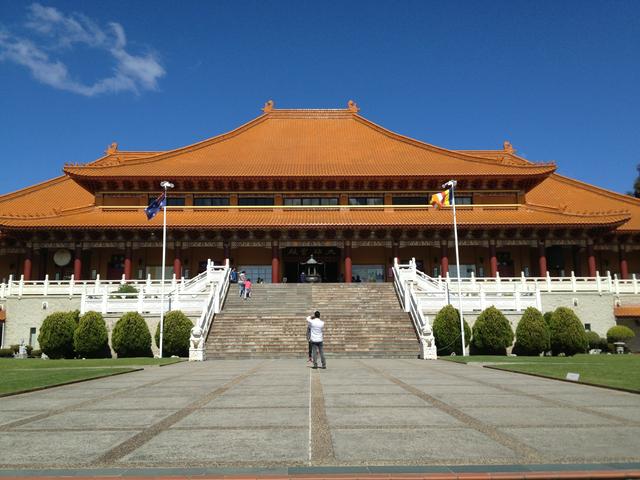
[306,311,326,369]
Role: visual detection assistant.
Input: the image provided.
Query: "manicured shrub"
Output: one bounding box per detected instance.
[432,304,471,355]
[549,307,588,356]
[513,307,550,356]
[30,349,42,358]
[37,311,77,359]
[116,283,138,294]
[112,312,152,358]
[9,344,32,355]
[154,310,193,357]
[0,348,13,357]
[74,311,110,358]
[471,306,514,355]
[606,325,635,343]
[585,331,606,351]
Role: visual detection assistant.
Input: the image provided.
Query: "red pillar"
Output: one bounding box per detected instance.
[538,241,547,276]
[74,245,82,280]
[173,243,182,277]
[587,243,597,277]
[344,242,352,283]
[124,244,132,280]
[23,248,32,281]
[489,242,498,278]
[440,242,449,277]
[619,245,629,280]
[271,243,280,283]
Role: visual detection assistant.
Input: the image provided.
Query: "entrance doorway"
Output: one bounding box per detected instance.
[282,246,341,282]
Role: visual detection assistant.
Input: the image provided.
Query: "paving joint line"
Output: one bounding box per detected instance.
[358,360,543,463]
[91,361,270,466]
[309,369,335,466]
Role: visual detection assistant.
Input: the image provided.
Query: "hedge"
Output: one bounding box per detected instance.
[112,312,153,358]
[74,311,111,358]
[513,307,550,356]
[549,307,588,356]
[471,306,514,355]
[37,311,77,359]
[606,325,636,343]
[432,304,471,355]
[154,310,193,357]
[586,331,607,350]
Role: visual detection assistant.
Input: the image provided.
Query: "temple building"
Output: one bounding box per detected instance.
[0,100,638,285]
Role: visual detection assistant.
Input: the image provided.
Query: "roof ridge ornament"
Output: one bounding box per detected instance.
[262,100,275,113]
[347,100,359,113]
[503,141,515,154]
[106,142,118,154]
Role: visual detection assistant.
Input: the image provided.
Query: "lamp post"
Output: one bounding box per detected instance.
[443,179,467,356]
[159,180,174,358]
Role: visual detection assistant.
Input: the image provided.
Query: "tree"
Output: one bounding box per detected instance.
[549,307,588,355]
[471,306,514,355]
[154,310,193,357]
[112,312,153,358]
[514,307,550,355]
[74,311,110,358]
[432,305,471,356]
[38,311,77,359]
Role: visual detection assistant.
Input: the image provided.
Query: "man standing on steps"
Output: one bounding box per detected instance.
[306,311,326,369]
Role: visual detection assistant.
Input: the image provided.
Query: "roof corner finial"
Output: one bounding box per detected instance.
[106,142,118,154]
[262,99,274,113]
[347,100,359,113]
[503,140,515,154]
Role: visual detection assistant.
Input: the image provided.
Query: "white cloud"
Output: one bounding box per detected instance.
[0,3,165,96]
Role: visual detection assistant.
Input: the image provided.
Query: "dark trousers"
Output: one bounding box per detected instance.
[311,341,325,367]
[308,341,312,359]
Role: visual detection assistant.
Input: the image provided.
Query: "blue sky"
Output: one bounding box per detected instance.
[0,0,638,196]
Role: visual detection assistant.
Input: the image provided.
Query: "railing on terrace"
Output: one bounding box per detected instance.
[0,260,227,299]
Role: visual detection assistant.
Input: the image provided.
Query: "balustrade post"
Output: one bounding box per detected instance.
[18,275,24,298]
[546,271,551,292]
[43,274,49,296]
[496,271,501,285]
[121,274,126,285]
[614,274,620,295]
[606,271,612,292]
[101,291,107,315]
[94,274,101,294]
[137,289,143,313]
[1,282,5,299]
[7,275,13,297]
[180,277,185,291]
[633,274,638,295]
[596,271,601,294]
[69,274,75,297]
[470,271,476,286]
[571,271,576,292]
[146,274,151,288]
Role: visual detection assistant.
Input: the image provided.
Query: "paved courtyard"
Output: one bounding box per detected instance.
[1,358,639,471]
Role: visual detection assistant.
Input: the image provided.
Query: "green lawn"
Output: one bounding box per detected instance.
[0,357,182,395]
[443,354,640,392]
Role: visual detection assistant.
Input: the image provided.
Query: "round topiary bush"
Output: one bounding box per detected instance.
[432,304,471,355]
[585,331,606,351]
[116,283,138,294]
[471,306,514,355]
[606,325,636,343]
[549,307,588,356]
[74,311,110,358]
[513,307,550,356]
[154,310,193,357]
[112,312,152,358]
[37,311,77,359]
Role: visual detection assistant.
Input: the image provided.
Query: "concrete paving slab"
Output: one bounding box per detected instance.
[173,407,309,428]
[413,385,508,395]
[588,406,640,422]
[458,406,619,427]
[502,426,640,461]
[323,393,425,407]
[0,431,135,467]
[331,428,518,463]
[120,428,308,465]
[0,411,41,426]
[0,396,86,411]
[16,409,179,430]
[325,406,463,427]
[425,393,549,407]
[321,384,408,394]
[203,393,307,408]
[549,393,640,407]
[82,395,194,410]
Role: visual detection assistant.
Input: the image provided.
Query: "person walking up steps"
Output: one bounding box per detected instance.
[238,270,246,298]
[306,311,326,369]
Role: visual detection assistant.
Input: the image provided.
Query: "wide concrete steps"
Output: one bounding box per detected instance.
[206,283,418,359]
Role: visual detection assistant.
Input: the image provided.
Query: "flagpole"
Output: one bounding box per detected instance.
[159,181,174,358]
[446,179,467,356]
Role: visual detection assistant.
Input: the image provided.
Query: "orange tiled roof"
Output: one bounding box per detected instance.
[0,205,629,230]
[614,306,640,317]
[62,107,556,179]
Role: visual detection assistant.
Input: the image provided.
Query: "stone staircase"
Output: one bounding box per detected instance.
[205,283,419,359]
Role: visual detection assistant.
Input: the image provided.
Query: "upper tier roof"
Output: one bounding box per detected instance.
[62,102,556,179]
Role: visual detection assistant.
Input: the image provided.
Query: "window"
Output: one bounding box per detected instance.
[284,197,339,206]
[238,265,272,284]
[194,197,230,206]
[584,323,591,331]
[392,196,428,205]
[148,195,185,206]
[348,197,383,206]
[352,265,385,283]
[238,197,275,206]
[455,196,473,205]
[29,327,37,347]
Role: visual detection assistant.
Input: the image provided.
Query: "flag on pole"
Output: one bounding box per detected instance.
[145,192,166,220]
[430,188,451,208]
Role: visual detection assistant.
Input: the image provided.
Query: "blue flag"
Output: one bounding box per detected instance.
[145,192,166,220]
